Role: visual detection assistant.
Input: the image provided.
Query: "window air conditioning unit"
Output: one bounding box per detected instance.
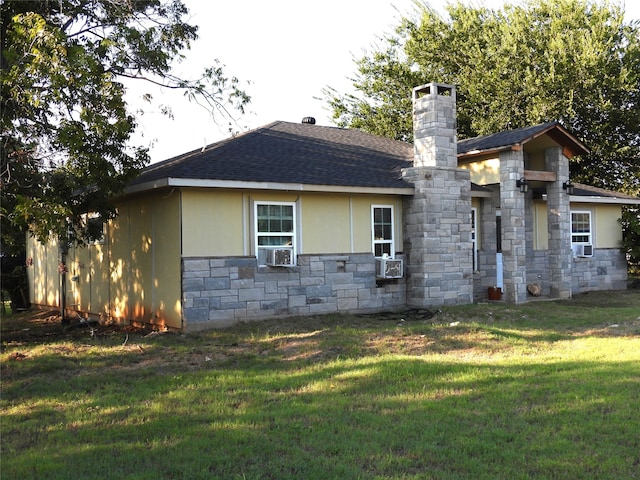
[573,244,593,258]
[376,257,403,279]
[266,248,293,266]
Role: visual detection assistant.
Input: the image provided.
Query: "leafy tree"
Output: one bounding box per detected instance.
[619,207,640,273]
[1,0,249,310]
[325,0,640,195]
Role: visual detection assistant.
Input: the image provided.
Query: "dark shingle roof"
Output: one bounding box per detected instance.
[130,120,600,196]
[458,122,556,154]
[457,121,588,157]
[131,121,413,190]
[573,183,640,201]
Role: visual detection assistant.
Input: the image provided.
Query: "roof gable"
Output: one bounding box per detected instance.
[457,121,589,158]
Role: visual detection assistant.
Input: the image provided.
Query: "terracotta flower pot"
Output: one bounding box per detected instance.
[488,286,502,300]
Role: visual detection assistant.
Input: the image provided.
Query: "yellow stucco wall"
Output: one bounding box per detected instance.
[525,150,546,171]
[27,191,182,329]
[350,195,404,255]
[531,201,622,250]
[533,201,549,251]
[571,203,622,248]
[300,194,351,253]
[459,157,500,185]
[180,189,405,257]
[181,189,246,257]
[110,192,182,329]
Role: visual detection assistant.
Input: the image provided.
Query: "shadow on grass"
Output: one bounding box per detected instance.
[2,291,639,478]
[3,354,640,479]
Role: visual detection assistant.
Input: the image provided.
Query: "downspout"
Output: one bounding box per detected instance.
[59,240,68,324]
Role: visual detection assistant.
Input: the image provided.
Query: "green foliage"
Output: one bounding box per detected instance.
[325,0,640,194]
[1,0,250,248]
[619,207,640,268]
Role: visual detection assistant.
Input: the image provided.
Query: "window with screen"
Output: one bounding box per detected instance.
[571,211,592,244]
[372,205,394,257]
[255,202,296,266]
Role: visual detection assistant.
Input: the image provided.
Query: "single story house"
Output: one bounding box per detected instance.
[27,83,640,331]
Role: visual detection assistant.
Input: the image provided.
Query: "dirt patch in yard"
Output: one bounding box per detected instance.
[1,309,155,347]
[2,291,638,369]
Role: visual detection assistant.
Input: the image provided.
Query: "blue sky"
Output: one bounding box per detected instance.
[127,0,640,163]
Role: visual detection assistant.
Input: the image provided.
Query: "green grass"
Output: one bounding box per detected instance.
[2,290,640,479]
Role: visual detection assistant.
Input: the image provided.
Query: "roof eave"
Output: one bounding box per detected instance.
[570,195,640,205]
[125,178,414,196]
[458,145,514,160]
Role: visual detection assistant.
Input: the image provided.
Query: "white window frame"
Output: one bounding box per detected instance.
[371,205,395,258]
[471,207,478,272]
[570,210,592,245]
[254,201,297,266]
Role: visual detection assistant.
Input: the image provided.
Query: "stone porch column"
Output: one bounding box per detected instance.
[545,147,572,298]
[499,149,528,303]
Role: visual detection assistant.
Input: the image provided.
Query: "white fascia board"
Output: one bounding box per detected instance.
[124,178,170,194]
[130,177,414,195]
[570,196,640,205]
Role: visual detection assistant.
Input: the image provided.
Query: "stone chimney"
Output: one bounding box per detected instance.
[402,82,473,308]
[412,83,457,168]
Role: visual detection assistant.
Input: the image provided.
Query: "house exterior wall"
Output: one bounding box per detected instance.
[303,194,405,255]
[459,157,500,185]
[182,253,406,330]
[107,193,182,329]
[27,186,407,331]
[181,189,245,257]
[472,189,501,301]
[474,196,630,301]
[27,191,183,329]
[531,202,622,250]
[179,188,408,330]
[571,249,628,293]
[525,249,628,296]
[27,235,60,308]
[572,203,623,248]
[180,189,405,257]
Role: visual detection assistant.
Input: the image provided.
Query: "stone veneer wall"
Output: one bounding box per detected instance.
[474,250,499,301]
[472,189,500,302]
[525,249,627,297]
[570,249,628,294]
[182,253,406,330]
[526,250,551,296]
[479,248,628,300]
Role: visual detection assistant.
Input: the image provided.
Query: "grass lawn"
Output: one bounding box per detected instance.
[2,290,639,479]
